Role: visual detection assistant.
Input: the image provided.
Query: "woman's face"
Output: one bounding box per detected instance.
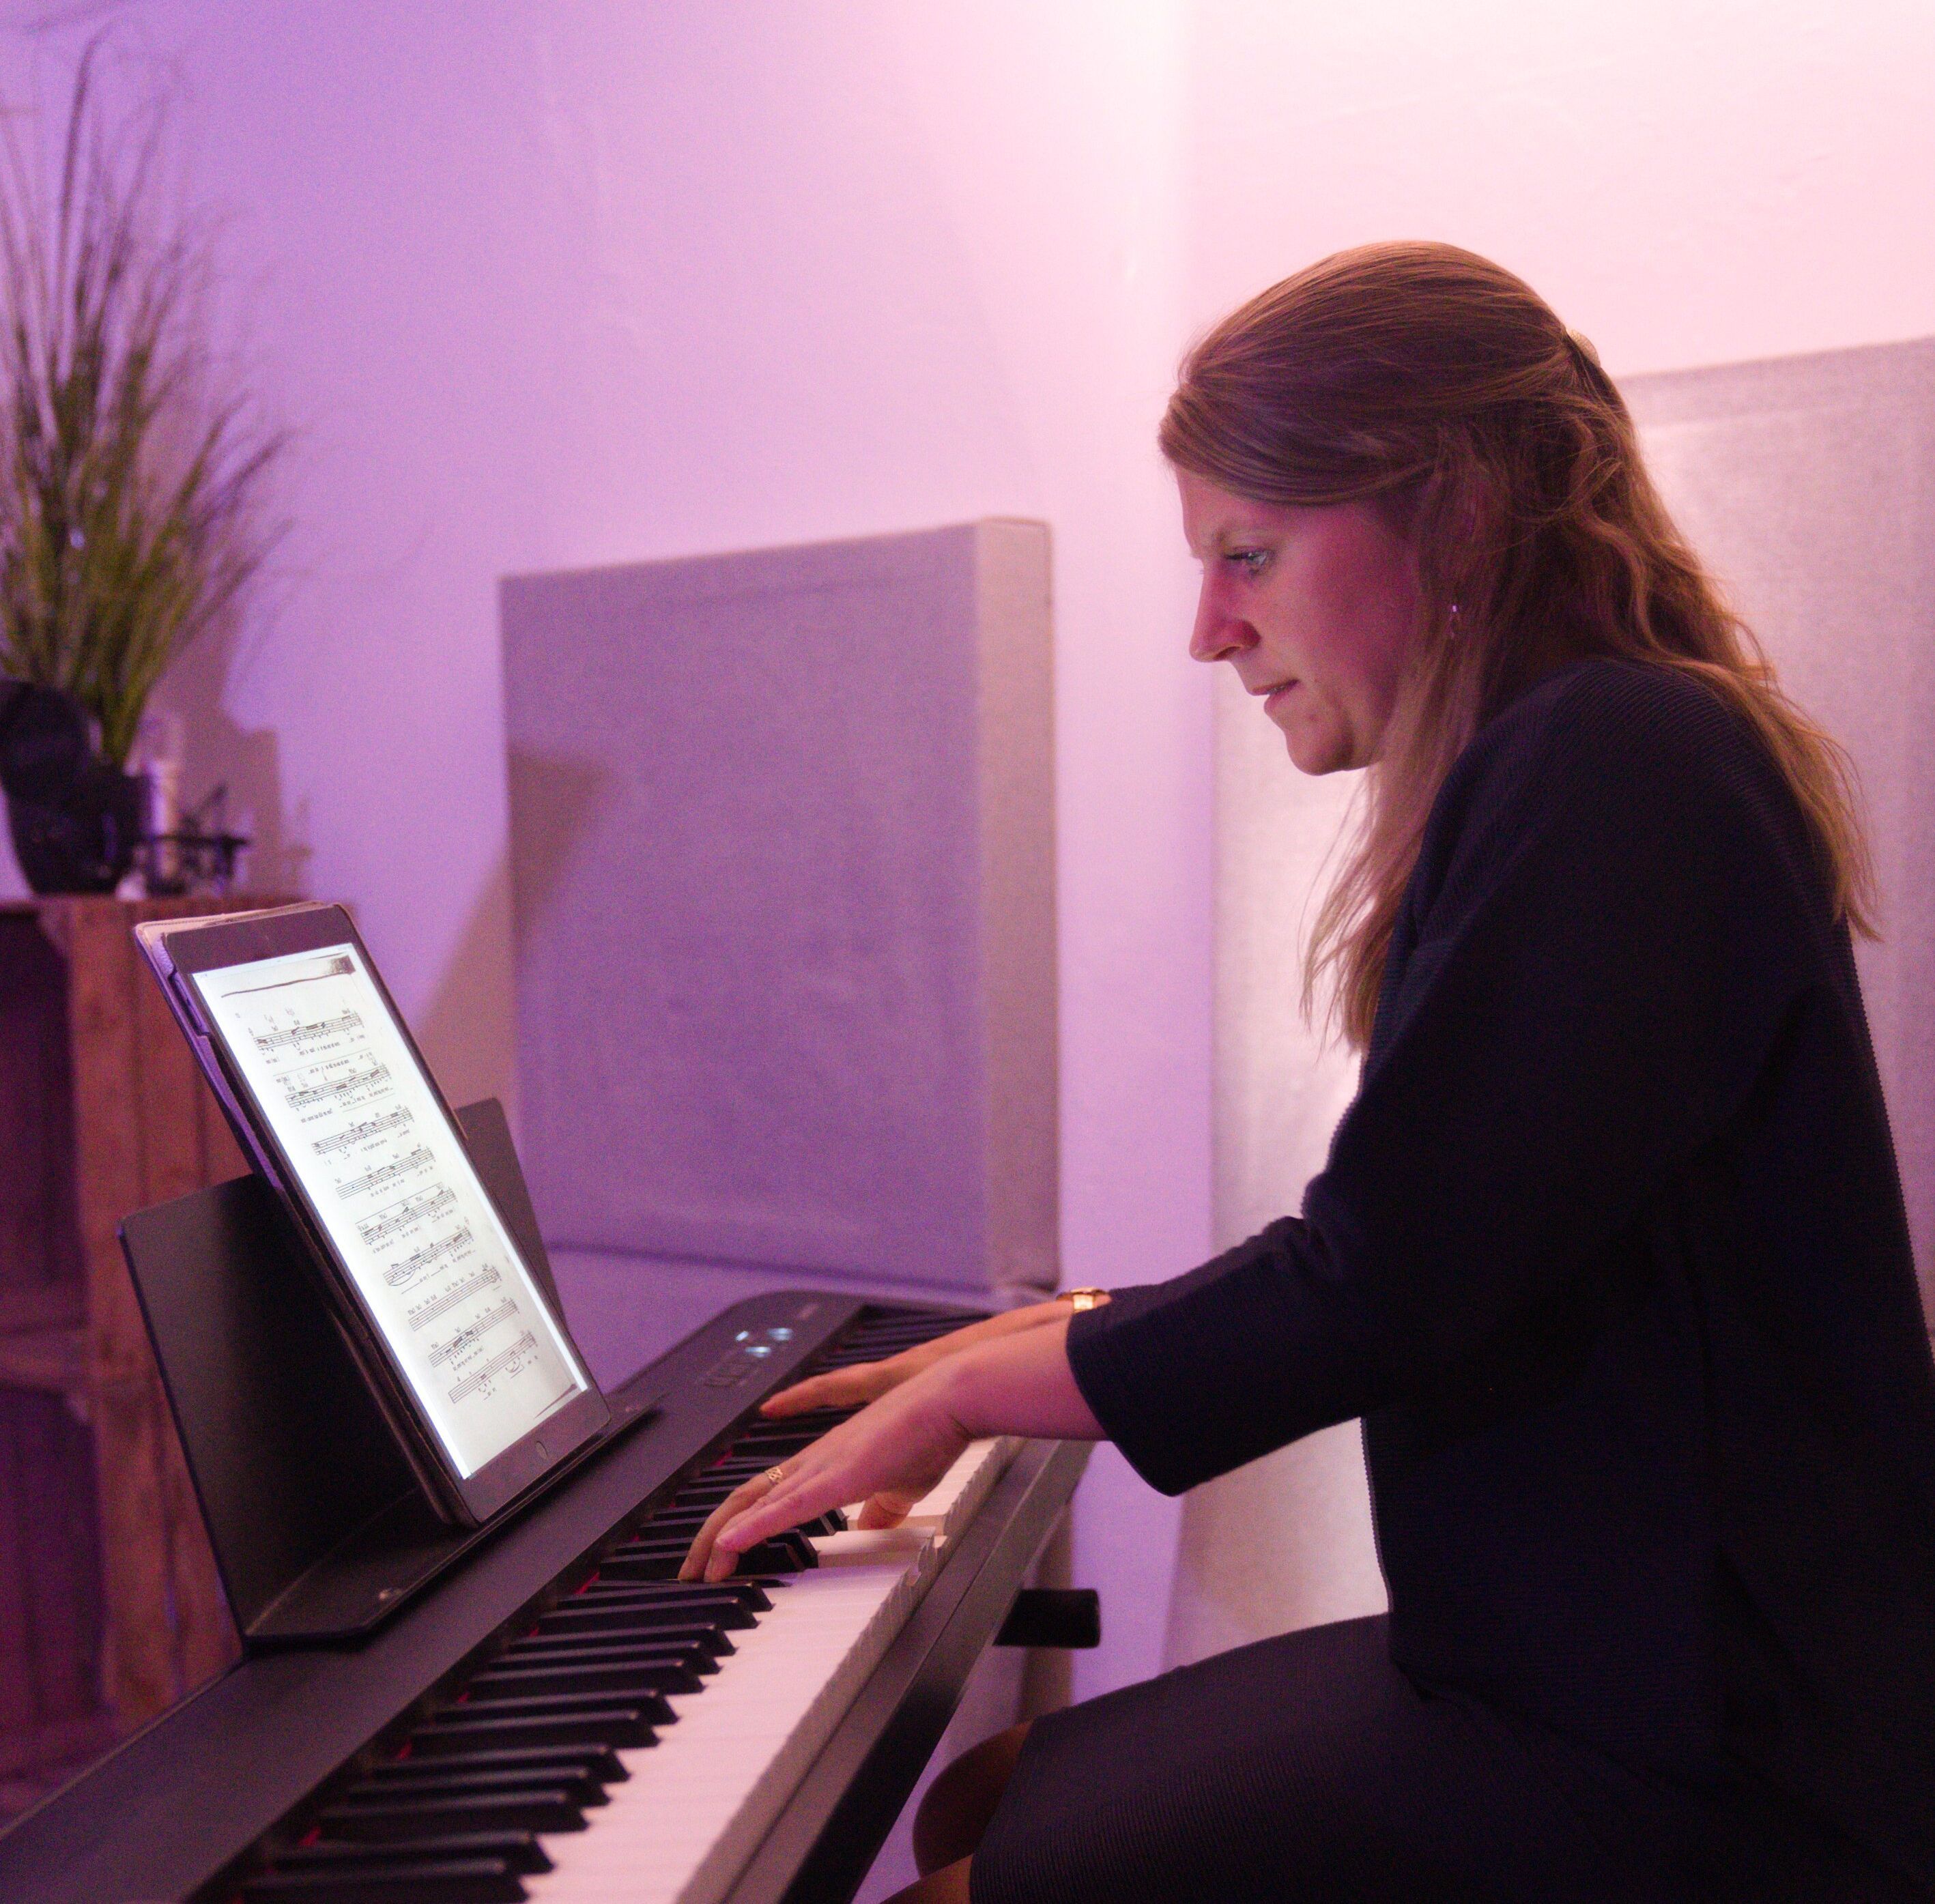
[1179,468,1423,775]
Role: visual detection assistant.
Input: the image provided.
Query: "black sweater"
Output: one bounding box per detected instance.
[1069,659,1935,1888]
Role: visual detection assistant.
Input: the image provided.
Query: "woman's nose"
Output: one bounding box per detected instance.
[1190,583,1256,664]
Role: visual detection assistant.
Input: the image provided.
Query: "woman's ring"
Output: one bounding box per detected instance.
[764,1466,786,1488]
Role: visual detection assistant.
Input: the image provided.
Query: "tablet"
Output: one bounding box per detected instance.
[136,902,610,1525]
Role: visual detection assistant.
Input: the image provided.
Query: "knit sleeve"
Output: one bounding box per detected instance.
[1068,662,1829,1495]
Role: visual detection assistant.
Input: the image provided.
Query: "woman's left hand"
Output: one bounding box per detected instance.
[680,1361,973,1583]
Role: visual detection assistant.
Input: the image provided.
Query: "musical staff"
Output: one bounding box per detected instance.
[448,1330,537,1404]
[383,1222,473,1289]
[313,1107,414,1157]
[355,1183,455,1250]
[428,1298,519,1368]
[252,1008,363,1055]
[407,1262,502,1331]
[337,1145,434,1201]
[201,934,584,1475]
[285,1059,390,1112]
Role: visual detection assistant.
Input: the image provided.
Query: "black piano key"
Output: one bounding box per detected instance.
[594,1555,726,1586]
[409,1707,660,1754]
[603,1532,814,1579]
[337,1765,609,1808]
[243,1856,528,1903]
[488,1628,722,1660]
[466,1654,708,1698]
[650,1495,848,1538]
[319,1787,587,1837]
[743,1533,820,1572]
[572,1578,773,1612]
[462,1656,704,1703]
[535,1597,756,1636]
[453,1688,676,1728]
[274,1832,551,1875]
[498,1624,734,1661]
[367,1745,627,1787]
[555,1577,771,1609]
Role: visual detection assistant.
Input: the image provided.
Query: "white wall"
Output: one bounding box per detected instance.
[0,0,1207,1705]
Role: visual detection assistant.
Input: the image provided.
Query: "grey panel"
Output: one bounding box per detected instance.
[1626,338,1935,1318]
[502,521,1055,1297]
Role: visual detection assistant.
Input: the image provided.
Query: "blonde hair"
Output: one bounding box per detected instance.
[1160,241,1875,1050]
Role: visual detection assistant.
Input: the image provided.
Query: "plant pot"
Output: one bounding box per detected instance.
[6,765,143,894]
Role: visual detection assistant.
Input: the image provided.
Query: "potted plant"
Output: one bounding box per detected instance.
[0,43,283,893]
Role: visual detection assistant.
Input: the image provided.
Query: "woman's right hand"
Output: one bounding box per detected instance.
[757,1297,1095,1419]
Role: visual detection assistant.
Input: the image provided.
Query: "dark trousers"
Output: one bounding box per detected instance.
[971,1615,1910,1904]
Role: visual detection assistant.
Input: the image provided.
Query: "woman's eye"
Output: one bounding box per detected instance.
[1224,549,1271,577]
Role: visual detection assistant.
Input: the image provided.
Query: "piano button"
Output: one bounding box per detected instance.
[272,1832,552,1875]
[319,1789,588,1837]
[243,1856,529,1902]
[410,1707,661,1754]
[366,1746,627,1788]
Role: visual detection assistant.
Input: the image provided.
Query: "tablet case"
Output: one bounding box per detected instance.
[117,1097,613,1646]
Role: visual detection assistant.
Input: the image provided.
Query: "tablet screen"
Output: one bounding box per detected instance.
[190,941,592,1480]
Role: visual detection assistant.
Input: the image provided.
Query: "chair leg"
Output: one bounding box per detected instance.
[913,1722,1032,1875]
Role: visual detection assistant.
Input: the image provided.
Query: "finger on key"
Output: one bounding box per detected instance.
[680,1468,785,1582]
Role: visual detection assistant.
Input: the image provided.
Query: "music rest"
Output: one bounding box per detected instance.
[116,1097,642,1647]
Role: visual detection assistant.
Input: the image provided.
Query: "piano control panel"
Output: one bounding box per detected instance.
[0,1293,1089,1904]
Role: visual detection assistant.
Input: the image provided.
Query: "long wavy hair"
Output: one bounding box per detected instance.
[1160,241,1876,1050]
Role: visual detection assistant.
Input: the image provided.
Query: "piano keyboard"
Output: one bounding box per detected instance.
[235,1310,1016,1904]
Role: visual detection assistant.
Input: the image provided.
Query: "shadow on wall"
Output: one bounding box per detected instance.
[412,850,522,1127]
[412,748,611,1130]
[144,608,308,900]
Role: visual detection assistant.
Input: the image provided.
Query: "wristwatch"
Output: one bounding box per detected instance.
[1057,1287,1109,1312]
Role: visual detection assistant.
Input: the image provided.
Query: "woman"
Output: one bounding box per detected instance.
[684,243,1935,1901]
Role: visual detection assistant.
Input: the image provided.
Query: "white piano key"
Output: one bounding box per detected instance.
[521,1437,1016,1904]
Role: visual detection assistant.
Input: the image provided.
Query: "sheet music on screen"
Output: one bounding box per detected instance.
[192,942,591,1479]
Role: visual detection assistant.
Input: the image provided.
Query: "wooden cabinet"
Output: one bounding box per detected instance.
[0,895,287,1812]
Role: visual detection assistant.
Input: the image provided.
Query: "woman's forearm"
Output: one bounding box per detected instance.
[937,1314,1106,1442]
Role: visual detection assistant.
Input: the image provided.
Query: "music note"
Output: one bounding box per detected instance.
[313,1106,414,1157]
[354,1183,456,1250]
[336,1144,435,1201]
[252,1007,364,1055]
[285,1058,390,1112]
[406,1262,502,1330]
[383,1222,474,1289]
[448,1329,538,1404]
[428,1298,519,1368]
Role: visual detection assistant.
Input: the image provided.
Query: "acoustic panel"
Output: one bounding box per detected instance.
[502,521,1055,1298]
[1626,336,1935,1322]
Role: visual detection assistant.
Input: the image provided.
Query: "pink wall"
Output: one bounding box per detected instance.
[5,0,1934,1714]
[0,0,1209,1699]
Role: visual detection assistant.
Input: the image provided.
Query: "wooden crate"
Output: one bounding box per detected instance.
[0,895,291,1800]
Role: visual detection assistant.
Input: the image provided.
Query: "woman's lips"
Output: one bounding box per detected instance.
[1263,682,1298,715]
